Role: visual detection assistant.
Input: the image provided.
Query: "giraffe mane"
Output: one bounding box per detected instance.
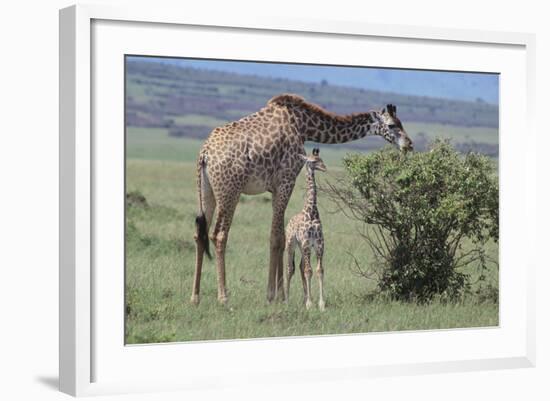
[268,93,374,124]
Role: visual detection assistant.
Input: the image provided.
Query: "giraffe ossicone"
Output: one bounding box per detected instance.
[190,93,412,305]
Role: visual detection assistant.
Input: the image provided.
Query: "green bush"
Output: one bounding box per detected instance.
[323,140,498,301]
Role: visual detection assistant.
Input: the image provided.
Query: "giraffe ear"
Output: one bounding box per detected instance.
[299,154,307,162]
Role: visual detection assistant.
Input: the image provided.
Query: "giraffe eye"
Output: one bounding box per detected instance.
[388,124,397,129]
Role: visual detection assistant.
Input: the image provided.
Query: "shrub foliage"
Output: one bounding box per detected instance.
[322,140,498,301]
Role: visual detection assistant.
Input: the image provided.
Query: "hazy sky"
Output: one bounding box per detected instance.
[128,56,499,104]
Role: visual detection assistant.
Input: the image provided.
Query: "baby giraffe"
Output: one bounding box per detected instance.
[284,148,327,311]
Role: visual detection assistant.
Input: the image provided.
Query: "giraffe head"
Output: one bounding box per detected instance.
[376,104,413,153]
[300,148,327,173]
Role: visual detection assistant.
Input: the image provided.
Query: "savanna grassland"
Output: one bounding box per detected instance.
[125,59,499,344]
[125,127,499,344]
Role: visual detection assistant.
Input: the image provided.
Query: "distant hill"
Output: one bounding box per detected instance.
[125,60,499,156]
[137,57,499,104]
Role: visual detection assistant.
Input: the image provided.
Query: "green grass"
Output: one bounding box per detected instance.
[406,122,498,144]
[125,139,499,344]
[126,127,203,162]
[171,114,229,128]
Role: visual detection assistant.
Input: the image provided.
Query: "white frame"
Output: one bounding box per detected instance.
[59,4,536,397]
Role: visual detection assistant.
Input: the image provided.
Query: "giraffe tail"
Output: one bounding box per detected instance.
[195,214,210,259]
[196,155,211,259]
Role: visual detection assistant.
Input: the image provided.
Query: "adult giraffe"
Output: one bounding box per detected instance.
[191,94,413,305]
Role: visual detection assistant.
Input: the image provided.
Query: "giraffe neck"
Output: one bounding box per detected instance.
[303,168,319,219]
[294,108,382,144]
[266,94,385,144]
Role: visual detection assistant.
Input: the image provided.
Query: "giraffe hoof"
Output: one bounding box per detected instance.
[218,296,228,306]
[305,300,313,310]
[319,302,326,312]
[190,295,200,305]
[267,292,276,304]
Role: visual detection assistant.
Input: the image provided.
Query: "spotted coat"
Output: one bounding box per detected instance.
[191,94,412,305]
[284,149,327,310]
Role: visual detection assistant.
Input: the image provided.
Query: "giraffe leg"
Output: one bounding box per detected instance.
[284,239,296,303]
[316,250,325,311]
[210,196,239,305]
[299,256,307,304]
[267,220,285,303]
[302,248,313,310]
[267,185,294,303]
[191,169,216,305]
